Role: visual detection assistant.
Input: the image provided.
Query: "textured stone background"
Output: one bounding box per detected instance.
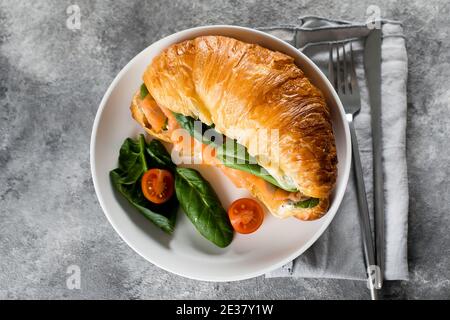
[1,0,449,299]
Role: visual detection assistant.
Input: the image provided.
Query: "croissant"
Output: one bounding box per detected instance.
[132,35,337,220]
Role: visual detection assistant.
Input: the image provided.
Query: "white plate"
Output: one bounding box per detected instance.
[90,25,350,281]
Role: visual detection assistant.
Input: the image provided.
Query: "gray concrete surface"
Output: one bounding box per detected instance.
[1,0,449,300]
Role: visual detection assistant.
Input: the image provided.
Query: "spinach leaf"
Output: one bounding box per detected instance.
[140,83,149,99]
[175,167,233,248]
[110,169,177,233]
[173,112,223,147]
[146,139,175,170]
[294,197,320,208]
[110,135,178,234]
[172,113,299,192]
[172,113,297,192]
[215,141,297,192]
[115,135,148,184]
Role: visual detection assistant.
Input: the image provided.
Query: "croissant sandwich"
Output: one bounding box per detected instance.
[130,36,337,221]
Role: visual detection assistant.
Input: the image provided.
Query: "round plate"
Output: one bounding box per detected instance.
[90,25,350,281]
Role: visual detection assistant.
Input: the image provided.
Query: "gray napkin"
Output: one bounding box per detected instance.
[262,16,409,281]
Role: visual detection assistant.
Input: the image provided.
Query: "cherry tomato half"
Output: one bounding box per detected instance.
[141,169,174,204]
[228,198,264,234]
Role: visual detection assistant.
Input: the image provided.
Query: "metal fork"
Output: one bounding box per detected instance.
[328,42,380,300]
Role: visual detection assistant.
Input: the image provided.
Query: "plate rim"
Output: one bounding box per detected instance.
[90,24,351,282]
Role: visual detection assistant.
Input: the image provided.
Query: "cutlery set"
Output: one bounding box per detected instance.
[328,30,383,300]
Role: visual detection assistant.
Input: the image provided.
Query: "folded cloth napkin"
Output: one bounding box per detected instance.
[262,16,409,281]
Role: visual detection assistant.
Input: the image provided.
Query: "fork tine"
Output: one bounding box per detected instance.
[349,41,358,94]
[336,43,341,93]
[328,43,335,88]
[342,43,348,94]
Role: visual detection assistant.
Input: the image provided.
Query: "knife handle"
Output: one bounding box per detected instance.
[348,116,380,300]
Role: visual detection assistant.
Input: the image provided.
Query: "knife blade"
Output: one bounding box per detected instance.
[364,28,384,286]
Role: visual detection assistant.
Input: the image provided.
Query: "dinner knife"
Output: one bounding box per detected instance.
[364,28,384,288]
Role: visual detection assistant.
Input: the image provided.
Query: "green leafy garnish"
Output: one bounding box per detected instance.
[215,141,297,192]
[114,135,148,184]
[173,112,223,147]
[145,139,175,171]
[175,167,233,248]
[173,112,297,192]
[294,198,320,208]
[110,135,178,234]
[140,83,149,99]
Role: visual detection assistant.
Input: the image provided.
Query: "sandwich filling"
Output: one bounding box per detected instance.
[134,84,319,216]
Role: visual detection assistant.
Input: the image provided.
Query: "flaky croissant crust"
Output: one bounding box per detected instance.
[144,36,337,199]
